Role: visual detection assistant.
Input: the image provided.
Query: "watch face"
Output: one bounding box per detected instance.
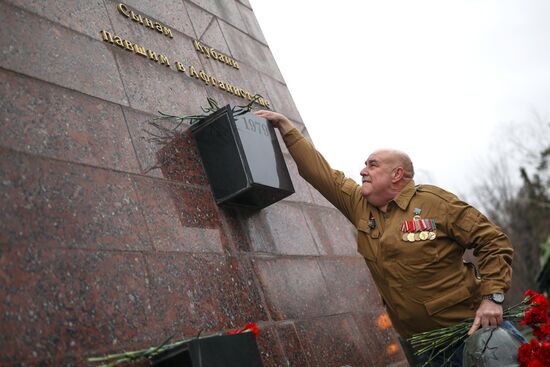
[493,293,504,303]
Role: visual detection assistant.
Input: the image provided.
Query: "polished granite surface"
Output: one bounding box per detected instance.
[0,1,407,365]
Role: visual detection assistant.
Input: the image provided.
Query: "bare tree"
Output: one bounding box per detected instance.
[472,114,550,303]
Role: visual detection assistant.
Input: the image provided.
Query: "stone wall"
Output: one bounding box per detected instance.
[0,1,407,366]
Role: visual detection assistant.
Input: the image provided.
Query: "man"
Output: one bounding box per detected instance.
[255,110,514,366]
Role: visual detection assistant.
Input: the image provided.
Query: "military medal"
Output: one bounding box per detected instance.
[368,212,377,229]
[401,208,437,242]
[428,218,437,240]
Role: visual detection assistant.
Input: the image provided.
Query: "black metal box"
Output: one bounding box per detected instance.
[151,333,264,367]
[191,106,294,209]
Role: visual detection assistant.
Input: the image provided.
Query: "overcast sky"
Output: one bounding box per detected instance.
[250,0,550,197]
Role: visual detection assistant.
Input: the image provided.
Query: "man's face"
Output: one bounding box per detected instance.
[360,151,395,203]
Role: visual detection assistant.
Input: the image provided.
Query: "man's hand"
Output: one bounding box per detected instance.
[467,299,504,336]
[255,110,295,135]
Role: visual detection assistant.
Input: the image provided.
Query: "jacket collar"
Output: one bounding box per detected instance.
[393,180,416,211]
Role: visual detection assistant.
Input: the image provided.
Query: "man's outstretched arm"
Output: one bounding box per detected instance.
[255,110,364,223]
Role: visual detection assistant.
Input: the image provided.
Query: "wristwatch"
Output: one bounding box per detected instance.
[482,293,504,305]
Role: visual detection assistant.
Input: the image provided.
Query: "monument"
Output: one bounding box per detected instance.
[0,1,407,365]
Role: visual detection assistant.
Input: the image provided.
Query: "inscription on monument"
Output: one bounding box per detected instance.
[242,116,269,137]
[101,4,271,108]
[193,40,239,69]
[99,30,271,108]
[117,3,173,38]
[100,30,171,66]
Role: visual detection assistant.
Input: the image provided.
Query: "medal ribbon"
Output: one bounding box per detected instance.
[402,218,437,233]
[414,218,422,232]
[420,219,428,231]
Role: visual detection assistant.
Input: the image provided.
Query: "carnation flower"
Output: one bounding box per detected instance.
[519,339,540,367]
[536,340,550,365]
[226,322,259,337]
[532,322,550,341]
[409,289,549,367]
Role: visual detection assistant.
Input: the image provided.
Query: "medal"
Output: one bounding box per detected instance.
[369,211,376,229]
[401,209,438,242]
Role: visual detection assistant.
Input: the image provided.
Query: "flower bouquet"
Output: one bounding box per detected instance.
[408,290,550,367]
[517,290,550,367]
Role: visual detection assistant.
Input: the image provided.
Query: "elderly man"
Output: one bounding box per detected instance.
[256,110,515,366]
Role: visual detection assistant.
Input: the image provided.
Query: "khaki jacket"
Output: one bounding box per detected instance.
[283,129,513,338]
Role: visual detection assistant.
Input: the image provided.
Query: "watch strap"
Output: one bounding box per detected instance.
[482,293,504,304]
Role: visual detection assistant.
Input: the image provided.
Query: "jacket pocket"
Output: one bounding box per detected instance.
[424,286,471,316]
[357,218,377,261]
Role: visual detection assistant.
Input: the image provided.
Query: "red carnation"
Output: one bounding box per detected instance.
[529,360,546,367]
[533,322,550,341]
[521,307,549,327]
[242,322,259,337]
[525,289,538,299]
[525,290,549,312]
[226,322,259,337]
[536,340,550,365]
[520,290,550,341]
[519,339,539,367]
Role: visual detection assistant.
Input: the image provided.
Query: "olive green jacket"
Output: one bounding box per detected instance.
[283,128,513,338]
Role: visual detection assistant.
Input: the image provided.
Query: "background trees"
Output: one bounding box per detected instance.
[472,116,550,303]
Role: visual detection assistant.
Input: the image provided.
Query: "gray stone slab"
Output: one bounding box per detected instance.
[295,315,372,366]
[0,149,152,250]
[0,69,140,173]
[0,2,128,106]
[219,20,285,83]
[186,1,214,39]
[238,0,252,10]
[4,0,112,40]
[188,0,246,31]
[261,74,302,123]
[303,206,358,256]
[252,257,337,320]
[261,202,320,255]
[281,156,317,205]
[237,2,267,44]
[200,17,233,56]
